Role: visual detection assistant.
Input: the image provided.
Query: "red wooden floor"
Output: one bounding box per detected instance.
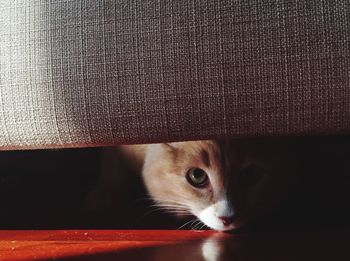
[0,229,349,260]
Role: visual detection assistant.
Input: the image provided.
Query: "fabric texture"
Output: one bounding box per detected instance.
[0,0,350,150]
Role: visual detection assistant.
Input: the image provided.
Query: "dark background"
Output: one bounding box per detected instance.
[1,136,350,230]
[0,146,182,229]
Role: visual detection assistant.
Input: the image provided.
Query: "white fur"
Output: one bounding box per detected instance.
[201,238,223,261]
[198,199,234,231]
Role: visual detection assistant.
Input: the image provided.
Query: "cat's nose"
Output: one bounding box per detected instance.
[218,216,235,226]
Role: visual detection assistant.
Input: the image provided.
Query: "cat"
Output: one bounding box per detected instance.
[119,138,299,231]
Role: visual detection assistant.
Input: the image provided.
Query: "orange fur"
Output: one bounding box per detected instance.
[139,139,299,230]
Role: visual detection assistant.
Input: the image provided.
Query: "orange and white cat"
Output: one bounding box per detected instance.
[120,138,299,231]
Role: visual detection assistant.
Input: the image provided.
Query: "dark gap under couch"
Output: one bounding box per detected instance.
[1,136,350,231]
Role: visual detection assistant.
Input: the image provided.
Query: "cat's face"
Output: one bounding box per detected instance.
[142,139,298,231]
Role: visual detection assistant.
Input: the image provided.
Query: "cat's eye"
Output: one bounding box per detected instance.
[186,168,209,188]
[239,165,264,187]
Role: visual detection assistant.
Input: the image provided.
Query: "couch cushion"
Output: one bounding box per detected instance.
[1,0,350,150]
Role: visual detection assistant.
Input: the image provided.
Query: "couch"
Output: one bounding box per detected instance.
[1,0,349,150]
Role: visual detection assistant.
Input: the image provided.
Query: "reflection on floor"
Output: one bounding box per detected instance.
[0,229,349,261]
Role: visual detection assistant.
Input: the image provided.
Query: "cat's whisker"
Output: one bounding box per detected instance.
[196,223,205,230]
[188,219,200,230]
[137,208,184,224]
[149,202,183,207]
[147,201,185,208]
[154,203,189,210]
[155,207,189,213]
[142,204,185,216]
[153,202,190,214]
[142,203,190,218]
[193,222,201,230]
[177,218,198,230]
[199,223,207,230]
[139,207,167,218]
[138,195,187,206]
[156,208,189,215]
[151,197,189,207]
[191,222,199,230]
[153,203,186,208]
[177,211,193,217]
[190,219,203,231]
[158,201,188,207]
[159,209,188,212]
[191,219,206,231]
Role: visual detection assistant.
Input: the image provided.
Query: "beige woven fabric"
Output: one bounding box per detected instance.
[1,1,350,150]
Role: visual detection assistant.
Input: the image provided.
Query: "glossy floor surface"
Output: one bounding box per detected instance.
[1,229,350,261]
